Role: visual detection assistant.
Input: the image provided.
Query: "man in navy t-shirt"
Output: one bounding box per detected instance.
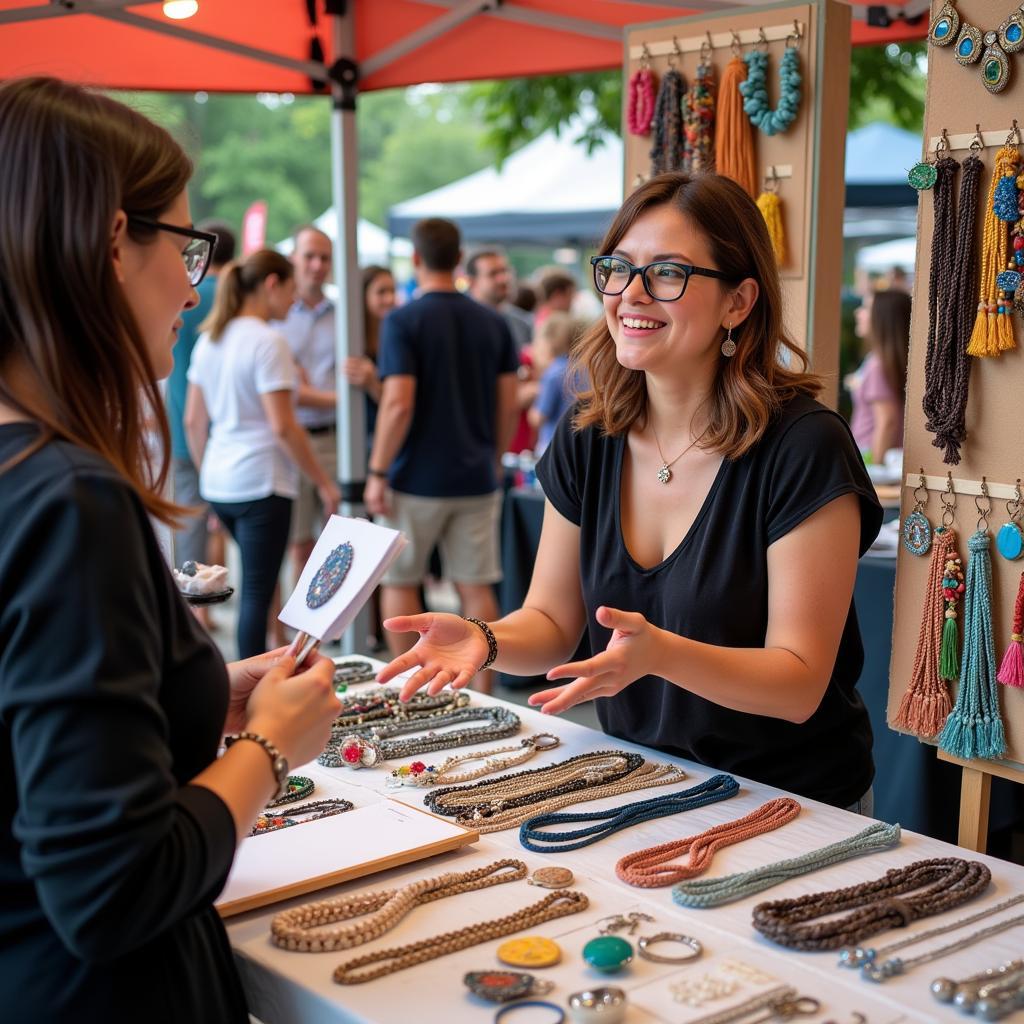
[364,218,519,692]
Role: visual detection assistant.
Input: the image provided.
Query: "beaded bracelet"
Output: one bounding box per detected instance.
[266,774,315,807]
[518,774,740,853]
[751,857,992,951]
[249,798,354,836]
[464,616,498,670]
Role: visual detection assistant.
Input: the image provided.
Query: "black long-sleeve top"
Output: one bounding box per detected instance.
[0,425,247,1023]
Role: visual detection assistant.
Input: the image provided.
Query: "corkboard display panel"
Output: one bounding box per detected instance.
[623,0,850,393]
[886,1,1024,768]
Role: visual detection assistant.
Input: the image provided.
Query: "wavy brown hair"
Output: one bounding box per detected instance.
[573,173,821,458]
[0,76,192,524]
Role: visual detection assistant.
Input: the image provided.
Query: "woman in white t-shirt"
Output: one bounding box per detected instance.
[185,249,341,658]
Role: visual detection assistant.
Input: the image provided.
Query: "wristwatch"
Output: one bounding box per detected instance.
[225,732,289,802]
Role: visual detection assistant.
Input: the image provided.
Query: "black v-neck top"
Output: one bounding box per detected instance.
[536,395,883,808]
[0,425,246,1023]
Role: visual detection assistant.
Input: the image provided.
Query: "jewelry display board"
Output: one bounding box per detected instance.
[622,0,851,397]
[886,0,1024,849]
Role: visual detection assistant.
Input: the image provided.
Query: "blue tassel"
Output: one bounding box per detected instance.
[993,174,1020,221]
[938,530,1008,759]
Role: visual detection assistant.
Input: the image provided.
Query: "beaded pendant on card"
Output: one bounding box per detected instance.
[306,542,353,608]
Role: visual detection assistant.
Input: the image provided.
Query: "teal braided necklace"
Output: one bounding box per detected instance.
[739,46,802,135]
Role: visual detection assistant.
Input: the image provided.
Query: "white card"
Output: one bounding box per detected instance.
[278,515,406,642]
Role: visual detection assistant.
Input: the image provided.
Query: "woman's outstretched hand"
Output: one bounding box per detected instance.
[377,612,490,701]
[528,606,658,715]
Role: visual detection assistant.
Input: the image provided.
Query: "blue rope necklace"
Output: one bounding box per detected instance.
[518,774,739,853]
[739,46,802,136]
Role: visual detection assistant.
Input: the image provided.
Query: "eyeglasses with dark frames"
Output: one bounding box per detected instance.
[128,217,219,287]
[590,255,733,302]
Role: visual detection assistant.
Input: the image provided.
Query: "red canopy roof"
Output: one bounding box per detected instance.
[0,0,927,94]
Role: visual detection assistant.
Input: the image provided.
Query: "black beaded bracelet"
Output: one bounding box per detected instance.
[464,615,498,670]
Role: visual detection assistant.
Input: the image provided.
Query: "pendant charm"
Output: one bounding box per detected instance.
[657,464,672,484]
[929,1,959,46]
[908,161,938,191]
[463,971,553,1003]
[306,541,353,609]
[903,510,933,556]
[527,866,575,889]
[497,936,562,968]
[954,22,983,64]
[981,35,1011,92]
[337,734,381,768]
[999,6,1024,52]
[582,936,634,974]
[997,522,1024,559]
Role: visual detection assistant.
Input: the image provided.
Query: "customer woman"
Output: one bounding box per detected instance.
[343,263,397,449]
[849,287,911,464]
[185,249,342,658]
[378,172,883,812]
[0,77,341,1022]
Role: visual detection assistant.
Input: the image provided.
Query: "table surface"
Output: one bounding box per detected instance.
[227,671,1024,1024]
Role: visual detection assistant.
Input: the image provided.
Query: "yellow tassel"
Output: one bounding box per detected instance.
[756,191,786,265]
[969,144,1020,357]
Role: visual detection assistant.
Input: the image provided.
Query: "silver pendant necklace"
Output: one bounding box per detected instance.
[650,419,707,484]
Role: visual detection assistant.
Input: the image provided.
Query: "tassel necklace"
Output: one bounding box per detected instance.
[627,52,657,136]
[684,40,716,173]
[756,168,786,265]
[714,44,758,199]
[650,63,687,175]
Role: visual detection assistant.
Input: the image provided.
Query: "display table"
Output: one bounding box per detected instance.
[227,677,1024,1024]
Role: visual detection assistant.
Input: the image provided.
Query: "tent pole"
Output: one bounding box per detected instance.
[330,5,368,657]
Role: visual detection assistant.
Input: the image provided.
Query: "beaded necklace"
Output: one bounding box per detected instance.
[672,821,901,909]
[683,43,715,173]
[627,57,657,136]
[649,66,687,175]
[332,890,589,984]
[266,774,315,807]
[249,798,354,836]
[331,687,468,732]
[519,774,739,854]
[751,857,992,951]
[615,796,799,888]
[320,705,520,768]
[387,733,561,788]
[271,859,527,952]
[739,41,802,136]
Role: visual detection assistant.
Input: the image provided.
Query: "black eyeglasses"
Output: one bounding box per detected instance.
[129,217,219,287]
[590,255,732,302]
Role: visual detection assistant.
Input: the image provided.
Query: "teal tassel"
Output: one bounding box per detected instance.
[938,530,1008,759]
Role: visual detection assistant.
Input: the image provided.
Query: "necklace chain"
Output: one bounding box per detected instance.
[649,418,707,484]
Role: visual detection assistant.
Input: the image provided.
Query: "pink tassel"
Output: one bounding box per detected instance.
[998,570,1024,686]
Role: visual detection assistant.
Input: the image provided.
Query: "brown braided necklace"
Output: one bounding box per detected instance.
[332,889,589,984]
[751,857,991,951]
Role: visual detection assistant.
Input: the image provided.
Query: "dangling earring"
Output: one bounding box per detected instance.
[721,323,736,357]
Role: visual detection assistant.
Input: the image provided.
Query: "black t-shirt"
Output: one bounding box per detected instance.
[536,395,883,808]
[378,291,519,497]
[0,425,246,1023]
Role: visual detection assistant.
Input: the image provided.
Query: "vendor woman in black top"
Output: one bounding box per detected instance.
[379,172,883,812]
[0,78,341,1023]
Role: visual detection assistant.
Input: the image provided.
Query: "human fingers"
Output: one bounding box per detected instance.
[398,662,447,702]
[425,669,456,696]
[382,613,435,635]
[528,677,603,715]
[375,648,427,684]
[546,653,612,681]
[594,606,644,633]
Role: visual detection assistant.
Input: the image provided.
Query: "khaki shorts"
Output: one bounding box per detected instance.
[289,429,338,545]
[380,490,502,587]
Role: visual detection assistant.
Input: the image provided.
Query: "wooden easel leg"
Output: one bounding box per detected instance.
[958,766,992,852]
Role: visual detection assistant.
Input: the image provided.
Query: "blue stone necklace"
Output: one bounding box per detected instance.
[929,0,1024,93]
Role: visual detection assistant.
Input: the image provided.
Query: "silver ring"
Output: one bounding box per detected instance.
[568,987,627,1024]
[637,932,703,963]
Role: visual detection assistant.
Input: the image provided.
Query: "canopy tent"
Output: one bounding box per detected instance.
[0,1,929,94]
[387,120,921,245]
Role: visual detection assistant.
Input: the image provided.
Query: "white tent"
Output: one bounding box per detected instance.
[388,122,623,246]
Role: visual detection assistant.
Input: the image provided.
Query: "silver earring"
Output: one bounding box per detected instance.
[721,323,736,357]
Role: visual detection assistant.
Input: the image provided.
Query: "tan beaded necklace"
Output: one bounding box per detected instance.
[271,859,527,953]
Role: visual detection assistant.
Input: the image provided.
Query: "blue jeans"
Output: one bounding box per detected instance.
[211,495,292,659]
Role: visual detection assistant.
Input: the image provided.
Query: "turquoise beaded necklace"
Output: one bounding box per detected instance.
[739,44,802,136]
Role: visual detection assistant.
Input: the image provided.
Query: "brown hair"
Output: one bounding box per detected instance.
[412,217,461,272]
[535,267,577,303]
[868,287,911,399]
[201,249,294,341]
[572,172,820,459]
[0,76,192,524]
[361,263,393,359]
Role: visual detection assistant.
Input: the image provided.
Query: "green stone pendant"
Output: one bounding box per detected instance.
[582,936,634,974]
[908,162,939,191]
[981,36,1011,92]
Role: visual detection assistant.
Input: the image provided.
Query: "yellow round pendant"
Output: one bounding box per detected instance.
[497,936,562,968]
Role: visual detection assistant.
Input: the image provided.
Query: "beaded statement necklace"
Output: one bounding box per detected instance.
[387,733,561,788]
[929,0,1024,93]
[320,705,521,768]
[332,890,589,985]
[739,31,802,136]
[752,857,992,951]
[250,798,353,837]
[271,859,528,952]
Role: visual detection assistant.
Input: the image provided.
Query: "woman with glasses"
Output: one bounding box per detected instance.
[0,78,341,1021]
[379,172,883,813]
[185,249,342,659]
